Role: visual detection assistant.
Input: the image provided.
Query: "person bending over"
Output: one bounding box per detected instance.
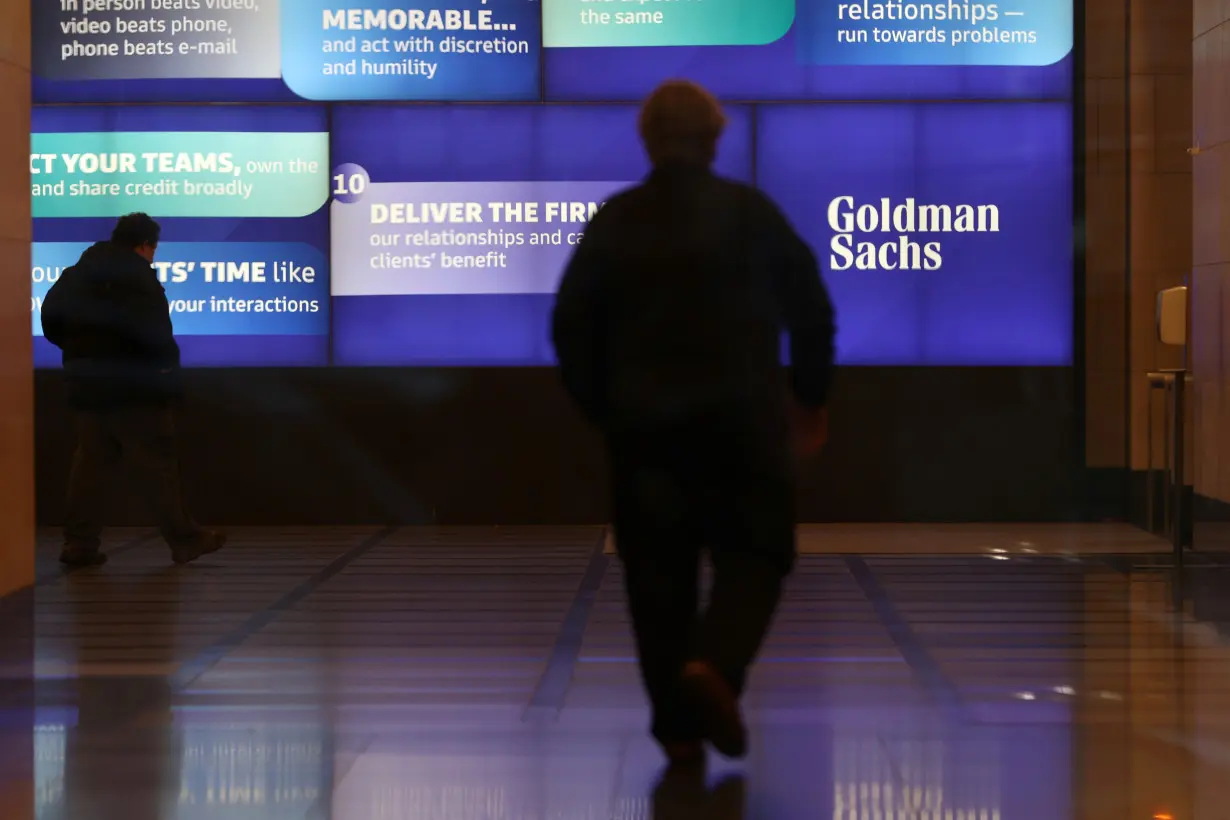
[42,213,225,568]
[552,81,835,765]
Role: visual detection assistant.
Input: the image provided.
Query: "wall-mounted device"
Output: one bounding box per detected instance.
[1156,286,1188,346]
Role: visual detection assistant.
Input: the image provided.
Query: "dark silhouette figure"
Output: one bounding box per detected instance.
[41,213,224,568]
[552,81,835,763]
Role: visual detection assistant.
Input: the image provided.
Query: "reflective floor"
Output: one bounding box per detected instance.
[10,524,1230,818]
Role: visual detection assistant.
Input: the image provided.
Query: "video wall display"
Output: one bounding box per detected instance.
[31,105,331,367]
[329,104,754,365]
[758,103,1073,366]
[30,2,1075,369]
[328,102,1071,366]
[34,0,1072,102]
[544,0,1073,101]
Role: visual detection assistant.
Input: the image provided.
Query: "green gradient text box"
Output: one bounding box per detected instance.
[543,0,795,48]
[31,132,330,219]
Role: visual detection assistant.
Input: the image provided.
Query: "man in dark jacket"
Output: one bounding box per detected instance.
[42,213,224,567]
[552,81,835,765]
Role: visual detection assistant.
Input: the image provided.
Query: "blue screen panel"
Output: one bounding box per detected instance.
[34,0,1071,103]
[33,0,540,103]
[32,105,331,368]
[756,103,1072,366]
[329,104,753,366]
[544,0,1073,102]
[545,42,1071,101]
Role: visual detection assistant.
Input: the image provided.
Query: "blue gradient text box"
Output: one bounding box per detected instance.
[281,0,540,100]
[797,0,1072,66]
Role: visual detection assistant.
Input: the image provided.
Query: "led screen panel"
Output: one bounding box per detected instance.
[756,102,1072,365]
[32,105,331,367]
[544,0,1073,101]
[328,104,753,365]
[34,0,541,103]
[34,1,1070,103]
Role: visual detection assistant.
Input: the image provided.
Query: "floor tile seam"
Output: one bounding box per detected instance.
[842,556,975,725]
[167,526,400,692]
[523,530,611,718]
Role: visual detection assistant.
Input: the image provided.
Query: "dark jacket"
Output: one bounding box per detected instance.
[41,242,181,409]
[551,164,836,444]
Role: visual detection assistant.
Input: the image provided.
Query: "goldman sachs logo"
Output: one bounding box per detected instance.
[827,196,1000,271]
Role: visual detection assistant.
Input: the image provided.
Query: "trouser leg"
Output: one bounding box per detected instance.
[621,545,703,744]
[695,549,787,696]
[695,467,795,697]
[63,413,121,549]
[611,454,705,745]
[109,404,202,546]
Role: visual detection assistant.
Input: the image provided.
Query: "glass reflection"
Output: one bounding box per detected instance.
[37,712,326,820]
[176,724,323,817]
[34,723,66,815]
[833,734,1003,820]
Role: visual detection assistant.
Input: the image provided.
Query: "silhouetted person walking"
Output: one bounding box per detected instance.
[552,80,835,765]
[42,213,225,568]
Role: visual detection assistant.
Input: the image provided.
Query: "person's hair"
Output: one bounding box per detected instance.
[110,212,161,250]
[638,80,727,167]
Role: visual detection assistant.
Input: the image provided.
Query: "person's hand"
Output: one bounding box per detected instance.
[791,404,828,458]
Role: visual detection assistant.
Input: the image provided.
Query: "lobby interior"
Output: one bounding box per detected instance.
[4,0,1230,818]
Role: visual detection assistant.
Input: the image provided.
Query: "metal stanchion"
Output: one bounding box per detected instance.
[1170,369,1187,566]
[1141,371,1170,538]
[1145,369,1190,565]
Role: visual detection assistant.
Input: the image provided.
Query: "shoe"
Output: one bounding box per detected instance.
[171,530,226,565]
[660,740,705,768]
[59,547,107,568]
[682,661,747,759]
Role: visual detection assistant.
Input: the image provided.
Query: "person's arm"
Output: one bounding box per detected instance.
[131,279,180,368]
[760,193,836,409]
[105,268,180,365]
[46,265,180,364]
[39,270,72,348]
[551,219,611,426]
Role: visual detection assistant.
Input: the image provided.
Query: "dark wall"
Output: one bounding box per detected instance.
[34,366,1091,526]
[1195,494,1230,553]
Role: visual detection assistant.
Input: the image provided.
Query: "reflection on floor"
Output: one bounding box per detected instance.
[13,524,1230,818]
